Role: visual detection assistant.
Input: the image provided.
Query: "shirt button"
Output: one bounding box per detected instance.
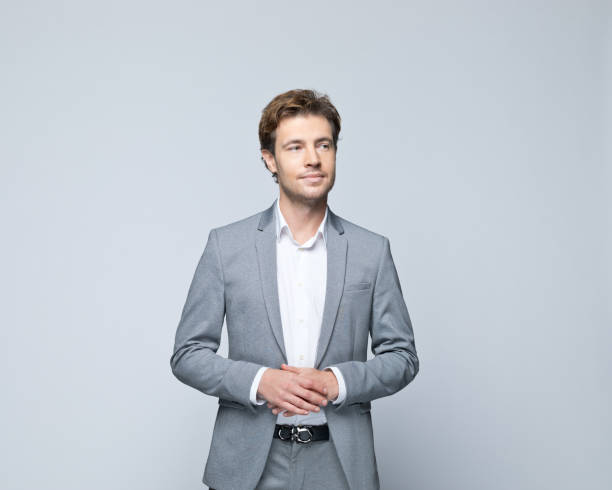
[298,319,303,323]
[297,282,303,287]
[299,355,304,360]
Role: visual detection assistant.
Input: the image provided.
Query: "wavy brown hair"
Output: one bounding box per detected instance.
[259,89,342,183]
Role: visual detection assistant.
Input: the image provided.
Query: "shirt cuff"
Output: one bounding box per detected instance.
[249,366,269,405]
[323,366,347,404]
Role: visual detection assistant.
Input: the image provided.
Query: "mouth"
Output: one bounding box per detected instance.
[301,174,325,183]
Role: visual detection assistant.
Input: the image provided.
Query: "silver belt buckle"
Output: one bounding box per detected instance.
[277,425,293,441]
[293,425,313,444]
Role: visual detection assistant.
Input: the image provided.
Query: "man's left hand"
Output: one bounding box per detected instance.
[267,364,339,416]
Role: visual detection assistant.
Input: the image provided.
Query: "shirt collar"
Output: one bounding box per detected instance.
[274,197,328,247]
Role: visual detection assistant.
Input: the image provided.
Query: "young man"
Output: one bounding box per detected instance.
[170,89,419,489]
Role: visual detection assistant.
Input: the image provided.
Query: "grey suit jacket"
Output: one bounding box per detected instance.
[170,200,419,490]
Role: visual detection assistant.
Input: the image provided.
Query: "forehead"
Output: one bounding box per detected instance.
[275,114,333,144]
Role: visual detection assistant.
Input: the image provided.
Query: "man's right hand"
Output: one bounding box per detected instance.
[257,368,329,415]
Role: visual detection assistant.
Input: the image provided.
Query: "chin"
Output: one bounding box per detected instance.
[281,181,331,203]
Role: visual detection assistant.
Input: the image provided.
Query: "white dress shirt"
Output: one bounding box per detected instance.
[248,197,347,425]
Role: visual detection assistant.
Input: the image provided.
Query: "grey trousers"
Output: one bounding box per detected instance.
[208,436,350,490]
[254,436,350,490]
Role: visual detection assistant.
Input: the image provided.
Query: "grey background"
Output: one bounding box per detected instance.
[1,1,610,489]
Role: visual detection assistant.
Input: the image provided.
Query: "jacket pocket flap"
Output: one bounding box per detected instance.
[218,398,246,410]
[359,401,371,413]
[349,401,372,413]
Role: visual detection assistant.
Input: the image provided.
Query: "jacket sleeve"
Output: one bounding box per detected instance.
[170,229,265,412]
[329,236,419,408]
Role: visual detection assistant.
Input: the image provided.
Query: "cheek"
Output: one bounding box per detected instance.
[277,158,302,177]
[323,158,335,173]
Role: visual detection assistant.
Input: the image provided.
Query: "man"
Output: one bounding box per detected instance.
[170,89,419,489]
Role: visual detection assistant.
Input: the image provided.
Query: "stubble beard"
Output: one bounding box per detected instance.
[279,171,335,208]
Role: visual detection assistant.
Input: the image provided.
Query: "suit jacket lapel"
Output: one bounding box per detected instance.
[255,199,347,369]
[255,201,287,363]
[315,208,346,368]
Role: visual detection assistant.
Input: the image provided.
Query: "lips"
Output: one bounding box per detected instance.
[301,174,324,179]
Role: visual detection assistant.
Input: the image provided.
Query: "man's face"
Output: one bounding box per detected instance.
[262,114,336,205]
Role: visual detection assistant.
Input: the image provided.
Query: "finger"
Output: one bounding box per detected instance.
[285,393,320,413]
[293,385,327,408]
[313,378,329,397]
[294,375,328,395]
[279,396,312,415]
[281,364,301,373]
[273,406,295,415]
[296,378,328,400]
[272,407,296,417]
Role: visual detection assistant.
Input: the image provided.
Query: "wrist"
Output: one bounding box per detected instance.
[324,369,339,400]
[256,367,271,399]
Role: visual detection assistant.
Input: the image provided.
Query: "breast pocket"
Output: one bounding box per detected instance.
[343,281,371,292]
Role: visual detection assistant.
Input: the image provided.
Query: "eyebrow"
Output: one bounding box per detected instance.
[282,137,333,148]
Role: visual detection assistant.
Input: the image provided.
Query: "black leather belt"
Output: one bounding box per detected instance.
[273,423,329,443]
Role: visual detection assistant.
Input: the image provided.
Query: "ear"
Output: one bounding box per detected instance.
[261,149,277,173]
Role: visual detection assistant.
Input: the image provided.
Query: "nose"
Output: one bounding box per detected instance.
[305,144,321,166]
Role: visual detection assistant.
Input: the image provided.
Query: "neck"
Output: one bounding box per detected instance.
[278,192,327,245]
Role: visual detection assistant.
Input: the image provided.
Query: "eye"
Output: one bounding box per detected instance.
[319,143,330,150]
[288,145,300,151]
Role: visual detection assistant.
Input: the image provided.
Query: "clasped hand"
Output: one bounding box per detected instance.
[258,364,339,417]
